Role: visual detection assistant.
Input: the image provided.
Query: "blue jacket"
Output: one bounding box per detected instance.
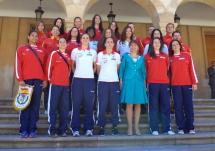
[119,53,146,81]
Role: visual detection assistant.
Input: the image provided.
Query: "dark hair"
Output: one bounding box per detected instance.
[151,29,164,42]
[148,38,164,58]
[74,17,82,23]
[28,30,37,36]
[27,30,37,43]
[85,26,96,39]
[53,17,65,35]
[172,30,181,37]
[99,28,115,50]
[67,27,81,44]
[169,39,183,57]
[103,37,114,49]
[36,21,46,32]
[109,21,120,39]
[127,22,133,26]
[166,23,175,29]
[120,26,133,43]
[129,40,140,55]
[91,14,104,33]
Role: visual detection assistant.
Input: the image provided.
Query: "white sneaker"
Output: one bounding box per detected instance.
[178,130,185,135]
[44,110,48,115]
[167,130,175,135]
[73,131,80,137]
[85,130,93,136]
[189,130,196,134]
[152,131,159,136]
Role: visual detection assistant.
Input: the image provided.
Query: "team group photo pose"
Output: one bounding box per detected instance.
[14,11,199,138]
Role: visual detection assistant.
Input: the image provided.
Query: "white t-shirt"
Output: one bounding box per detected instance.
[97,52,121,82]
[71,48,97,78]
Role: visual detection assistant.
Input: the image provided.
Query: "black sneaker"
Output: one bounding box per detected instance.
[98,127,105,136]
[112,126,119,135]
[59,132,67,137]
[48,130,58,137]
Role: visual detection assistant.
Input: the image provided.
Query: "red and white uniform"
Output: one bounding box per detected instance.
[66,40,80,56]
[79,28,85,36]
[181,42,191,54]
[94,27,102,41]
[46,50,72,86]
[15,44,46,81]
[47,31,67,39]
[133,35,144,54]
[163,34,173,47]
[142,36,151,47]
[145,53,169,84]
[71,47,97,78]
[42,36,59,57]
[97,50,121,82]
[37,31,47,48]
[170,53,198,85]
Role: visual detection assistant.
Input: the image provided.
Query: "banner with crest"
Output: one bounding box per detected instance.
[14,85,34,111]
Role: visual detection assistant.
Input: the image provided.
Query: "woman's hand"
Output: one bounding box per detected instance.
[19,81,25,86]
[120,79,122,89]
[42,81,48,89]
[192,84,198,91]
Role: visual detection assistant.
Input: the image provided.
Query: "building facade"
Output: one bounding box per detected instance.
[0,0,215,98]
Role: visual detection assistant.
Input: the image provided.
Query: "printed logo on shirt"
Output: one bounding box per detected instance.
[160,56,166,59]
[179,57,185,60]
[102,57,108,63]
[87,51,92,56]
[77,53,83,58]
[111,55,116,61]
[36,49,43,53]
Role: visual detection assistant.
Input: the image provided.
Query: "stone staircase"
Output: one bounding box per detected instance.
[0,98,215,148]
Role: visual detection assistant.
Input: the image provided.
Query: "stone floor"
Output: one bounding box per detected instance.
[1,144,215,151]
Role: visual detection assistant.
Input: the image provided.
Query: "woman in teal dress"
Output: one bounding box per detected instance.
[119,40,148,136]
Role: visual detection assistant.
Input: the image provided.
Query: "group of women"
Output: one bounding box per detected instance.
[15,14,198,138]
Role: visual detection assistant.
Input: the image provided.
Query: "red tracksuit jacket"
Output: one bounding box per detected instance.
[170,53,198,85]
[46,50,72,86]
[181,42,191,54]
[145,53,169,84]
[142,37,151,47]
[37,31,47,48]
[15,44,46,81]
[79,28,85,36]
[42,36,59,57]
[93,28,102,41]
[66,40,80,57]
[163,34,173,47]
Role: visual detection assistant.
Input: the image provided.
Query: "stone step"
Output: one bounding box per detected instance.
[1,104,214,114]
[0,132,215,148]
[0,122,214,135]
[0,113,213,124]
[1,98,215,106]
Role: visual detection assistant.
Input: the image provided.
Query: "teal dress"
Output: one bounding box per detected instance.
[119,53,148,104]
